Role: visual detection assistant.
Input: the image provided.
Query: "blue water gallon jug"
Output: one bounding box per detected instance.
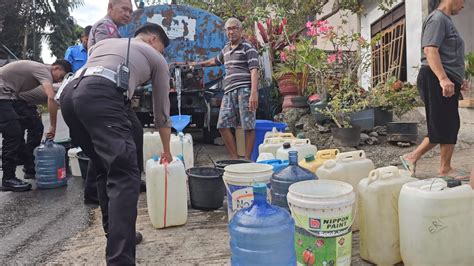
[271,151,317,210]
[34,140,67,189]
[229,183,296,266]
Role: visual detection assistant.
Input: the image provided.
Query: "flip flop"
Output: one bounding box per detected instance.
[438,169,470,182]
[399,155,416,177]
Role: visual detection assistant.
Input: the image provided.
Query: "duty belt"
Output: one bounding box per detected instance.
[73,66,117,84]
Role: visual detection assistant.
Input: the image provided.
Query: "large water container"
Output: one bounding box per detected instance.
[358,166,417,265]
[170,132,194,169]
[145,156,187,228]
[34,140,67,189]
[271,151,317,210]
[313,149,339,171]
[259,138,287,158]
[143,132,163,170]
[251,120,287,161]
[229,183,296,265]
[264,130,295,140]
[276,139,317,161]
[399,178,474,266]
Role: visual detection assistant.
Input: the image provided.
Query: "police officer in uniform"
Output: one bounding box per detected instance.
[85,0,146,205]
[60,23,172,264]
[0,60,71,191]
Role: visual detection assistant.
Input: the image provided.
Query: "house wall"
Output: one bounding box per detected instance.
[361,0,474,89]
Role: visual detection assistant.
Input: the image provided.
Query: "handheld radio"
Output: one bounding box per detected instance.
[116,37,132,93]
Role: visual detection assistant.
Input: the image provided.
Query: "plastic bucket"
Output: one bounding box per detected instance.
[222,163,273,220]
[67,147,82,177]
[287,180,355,266]
[186,167,225,211]
[76,151,90,180]
[215,159,251,174]
[251,120,287,162]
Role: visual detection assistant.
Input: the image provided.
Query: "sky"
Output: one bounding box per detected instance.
[40,0,107,63]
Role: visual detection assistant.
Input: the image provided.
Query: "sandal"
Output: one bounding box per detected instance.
[438,169,470,182]
[399,155,416,177]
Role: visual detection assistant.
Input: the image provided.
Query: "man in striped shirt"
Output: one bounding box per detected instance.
[192,18,259,160]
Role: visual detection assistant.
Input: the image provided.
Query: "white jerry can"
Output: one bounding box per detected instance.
[276,139,317,161]
[358,166,417,265]
[143,132,163,171]
[170,132,194,169]
[146,157,188,229]
[259,138,287,158]
[316,150,375,231]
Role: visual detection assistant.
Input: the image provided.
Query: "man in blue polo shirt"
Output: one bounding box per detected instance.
[64,26,92,73]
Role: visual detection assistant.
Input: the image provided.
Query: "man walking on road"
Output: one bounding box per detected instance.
[191,18,259,160]
[60,23,172,264]
[0,60,71,191]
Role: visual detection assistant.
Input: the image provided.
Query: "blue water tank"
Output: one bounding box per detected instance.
[34,140,67,189]
[271,151,317,210]
[229,183,296,265]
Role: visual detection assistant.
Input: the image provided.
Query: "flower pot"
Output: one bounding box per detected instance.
[386,122,418,143]
[350,107,394,130]
[277,73,301,96]
[309,100,329,122]
[282,95,309,111]
[331,126,361,147]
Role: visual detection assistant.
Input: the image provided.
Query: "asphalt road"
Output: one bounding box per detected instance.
[0,112,95,264]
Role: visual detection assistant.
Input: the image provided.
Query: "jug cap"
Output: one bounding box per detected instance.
[296,132,305,139]
[323,159,337,169]
[283,142,291,149]
[305,154,315,162]
[152,155,159,162]
[253,183,267,194]
[447,180,462,188]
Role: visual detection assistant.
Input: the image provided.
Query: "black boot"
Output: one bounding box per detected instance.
[2,177,32,192]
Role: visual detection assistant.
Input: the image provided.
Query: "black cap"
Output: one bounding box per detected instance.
[283,142,291,149]
[447,180,462,188]
[134,22,170,48]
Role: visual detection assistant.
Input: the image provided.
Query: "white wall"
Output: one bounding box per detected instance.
[405,0,424,83]
[452,0,474,53]
[359,0,404,89]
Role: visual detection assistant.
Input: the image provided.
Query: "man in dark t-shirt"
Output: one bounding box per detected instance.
[400,0,469,179]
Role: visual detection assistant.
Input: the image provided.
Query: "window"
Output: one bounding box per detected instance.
[370,3,407,86]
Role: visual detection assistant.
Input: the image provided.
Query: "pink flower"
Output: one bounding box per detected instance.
[288,44,296,51]
[306,21,313,29]
[306,26,318,37]
[280,52,288,62]
[327,54,337,64]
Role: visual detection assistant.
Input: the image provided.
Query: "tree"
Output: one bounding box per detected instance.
[0,0,83,61]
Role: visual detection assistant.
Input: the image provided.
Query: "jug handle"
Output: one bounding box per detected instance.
[337,150,365,162]
[368,166,398,184]
[317,149,339,159]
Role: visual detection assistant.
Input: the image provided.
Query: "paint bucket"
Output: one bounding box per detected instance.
[222,163,273,221]
[287,180,355,266]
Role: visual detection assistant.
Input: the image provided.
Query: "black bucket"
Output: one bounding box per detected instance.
[76,151,90,180]
[331,126,361,147]
[215,159,252,174]
[386,122,418,143]
[186,167,225,211]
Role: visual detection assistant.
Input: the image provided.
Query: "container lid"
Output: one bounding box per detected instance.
[253,183,267,194]
[283,142,291,149]
[447,180,462,188]
[305,154,315,162]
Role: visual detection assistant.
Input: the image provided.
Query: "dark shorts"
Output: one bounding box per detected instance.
[217,87,256,130]
[417,66,461,144]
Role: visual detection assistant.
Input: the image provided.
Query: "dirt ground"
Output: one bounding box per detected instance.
[44,132,473,265]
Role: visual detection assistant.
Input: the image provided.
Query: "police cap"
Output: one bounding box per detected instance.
[134,23,170,48]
